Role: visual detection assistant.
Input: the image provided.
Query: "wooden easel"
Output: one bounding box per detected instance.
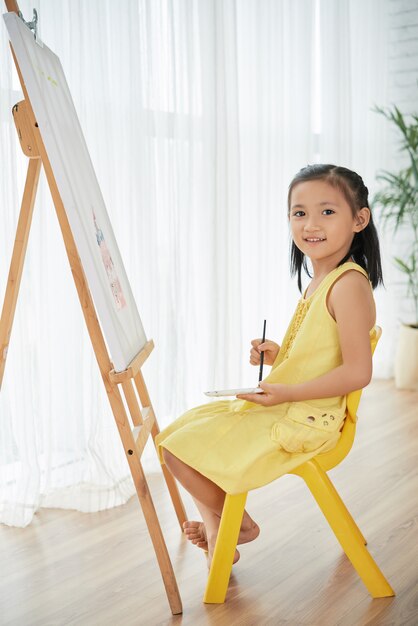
[0,1,186,616]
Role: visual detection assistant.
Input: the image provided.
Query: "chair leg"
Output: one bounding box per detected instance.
[297,461,394,598]
[203,492,247,604]
[325,472,367,544]
[293,464,367,546]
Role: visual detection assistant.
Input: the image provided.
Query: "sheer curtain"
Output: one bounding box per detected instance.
[319,0,394,375]
[0,0,390,527]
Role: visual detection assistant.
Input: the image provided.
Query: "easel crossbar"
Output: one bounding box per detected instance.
[109,340,154,384]
[132,411,155,456]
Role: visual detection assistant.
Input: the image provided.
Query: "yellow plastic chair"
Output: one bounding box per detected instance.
[204,326,394,603]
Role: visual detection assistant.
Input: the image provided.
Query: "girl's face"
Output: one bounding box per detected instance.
[289,180,370,269]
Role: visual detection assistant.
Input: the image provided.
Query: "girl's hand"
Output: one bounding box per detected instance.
[236,381,288,406]
[250,339,280,366]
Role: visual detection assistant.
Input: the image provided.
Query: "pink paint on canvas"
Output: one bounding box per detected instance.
[93,211,127,310]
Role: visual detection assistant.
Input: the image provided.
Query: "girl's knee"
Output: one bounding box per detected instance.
[162,448,190,480]
[162,447,177,469]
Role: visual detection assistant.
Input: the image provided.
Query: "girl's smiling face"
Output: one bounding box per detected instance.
[289,180,370,269]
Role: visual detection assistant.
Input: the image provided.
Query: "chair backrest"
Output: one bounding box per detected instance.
[316,325,382,473]
[346,325,382,421]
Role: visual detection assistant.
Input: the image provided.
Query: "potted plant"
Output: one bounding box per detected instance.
[372,103,418,390]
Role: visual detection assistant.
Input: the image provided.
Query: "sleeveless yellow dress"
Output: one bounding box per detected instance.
[155,262,373,494]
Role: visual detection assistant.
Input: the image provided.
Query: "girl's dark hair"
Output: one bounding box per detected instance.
[288,163,383,291]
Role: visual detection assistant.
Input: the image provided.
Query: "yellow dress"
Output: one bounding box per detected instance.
[155,262,373,494]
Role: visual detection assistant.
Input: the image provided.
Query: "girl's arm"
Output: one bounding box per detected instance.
[238,271,375,406]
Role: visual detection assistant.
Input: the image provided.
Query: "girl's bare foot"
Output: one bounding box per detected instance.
[237,520,260,545]
[182,521,241,567]
[183,521,208,550]
[207,545,240,569]
[183,519,260,550]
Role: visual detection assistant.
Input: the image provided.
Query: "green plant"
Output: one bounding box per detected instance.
[372,103,418,328]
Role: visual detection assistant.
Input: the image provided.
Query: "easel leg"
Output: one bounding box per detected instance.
[109,386,183,615]
[134,370,188,528]
[0,157,41,389]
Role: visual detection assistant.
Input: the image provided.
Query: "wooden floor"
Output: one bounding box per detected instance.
[0,380,417,626]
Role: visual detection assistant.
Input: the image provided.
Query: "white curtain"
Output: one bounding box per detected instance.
[0,0,391,527]
[319,0,396,375]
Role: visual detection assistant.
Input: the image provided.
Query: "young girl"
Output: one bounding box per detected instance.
[155,163,383,566]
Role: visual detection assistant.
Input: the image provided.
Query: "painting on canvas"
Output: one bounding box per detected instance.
[3,12,147,372]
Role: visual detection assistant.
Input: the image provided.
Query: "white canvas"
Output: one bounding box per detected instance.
[3,12,147,372]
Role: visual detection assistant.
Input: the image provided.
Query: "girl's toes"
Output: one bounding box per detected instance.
[182,520,207,550]
[186,531,199,540]
[183,522,195,533]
